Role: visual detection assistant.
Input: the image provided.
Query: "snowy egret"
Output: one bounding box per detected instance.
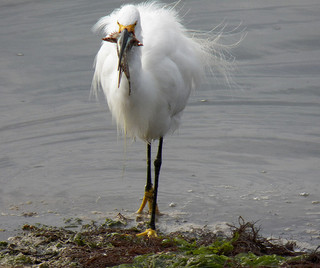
[92,2,235,237]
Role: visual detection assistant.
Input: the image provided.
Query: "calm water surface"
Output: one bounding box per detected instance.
[1,0,320,247]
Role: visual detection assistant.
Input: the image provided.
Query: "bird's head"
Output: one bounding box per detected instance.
[116,4,141,36]
[102,5,143,93]
[115,5,143,65]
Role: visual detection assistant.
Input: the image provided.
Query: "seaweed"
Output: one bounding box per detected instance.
[0,216,319,267]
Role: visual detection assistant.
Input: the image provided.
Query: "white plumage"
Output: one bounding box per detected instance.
[91,2,214,141]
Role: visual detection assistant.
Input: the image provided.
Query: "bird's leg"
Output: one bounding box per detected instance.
[146,142,152,191]
[150,137,163,230]
[137,143,152,214]
[137,142,160,214]
[137,137,163,238]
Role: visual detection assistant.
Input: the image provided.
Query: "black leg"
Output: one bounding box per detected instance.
[150,137,163,230]
[136,142,155,214]
[145,142,152,191]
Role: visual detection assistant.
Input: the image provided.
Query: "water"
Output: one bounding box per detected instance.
[1,0,320,247]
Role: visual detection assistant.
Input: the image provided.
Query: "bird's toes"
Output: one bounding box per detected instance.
[136,228,158,238]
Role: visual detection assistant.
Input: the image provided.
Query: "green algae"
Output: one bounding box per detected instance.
[0,217,319,267]
[113,237,298,268]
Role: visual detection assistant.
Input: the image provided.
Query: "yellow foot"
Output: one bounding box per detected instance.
[136,228,158,238]
[136,188,160,215]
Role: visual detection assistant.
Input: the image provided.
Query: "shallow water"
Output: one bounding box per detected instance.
[1,0,320,247]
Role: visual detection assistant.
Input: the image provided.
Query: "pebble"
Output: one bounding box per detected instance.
[91,211,102,215]
[169,202,177,207]
[22,212,37,217]
[305,229,319,235]
[299,192,309,197]
[253,196,269,201]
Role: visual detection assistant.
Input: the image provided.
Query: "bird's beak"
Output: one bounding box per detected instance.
[117,28,132,71]
[102,23,142,94]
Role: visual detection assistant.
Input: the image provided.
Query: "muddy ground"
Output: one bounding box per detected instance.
[0,216,319,267]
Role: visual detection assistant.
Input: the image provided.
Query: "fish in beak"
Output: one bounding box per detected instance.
[103,22,143,95]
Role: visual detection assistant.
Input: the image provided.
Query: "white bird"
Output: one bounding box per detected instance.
[91,2,234,237]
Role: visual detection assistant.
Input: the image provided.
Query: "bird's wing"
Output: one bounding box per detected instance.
[137,3,204,116]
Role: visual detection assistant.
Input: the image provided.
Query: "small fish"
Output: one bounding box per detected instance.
[103,31,142,95]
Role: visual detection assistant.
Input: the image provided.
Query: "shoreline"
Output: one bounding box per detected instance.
[1,215,319,267]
